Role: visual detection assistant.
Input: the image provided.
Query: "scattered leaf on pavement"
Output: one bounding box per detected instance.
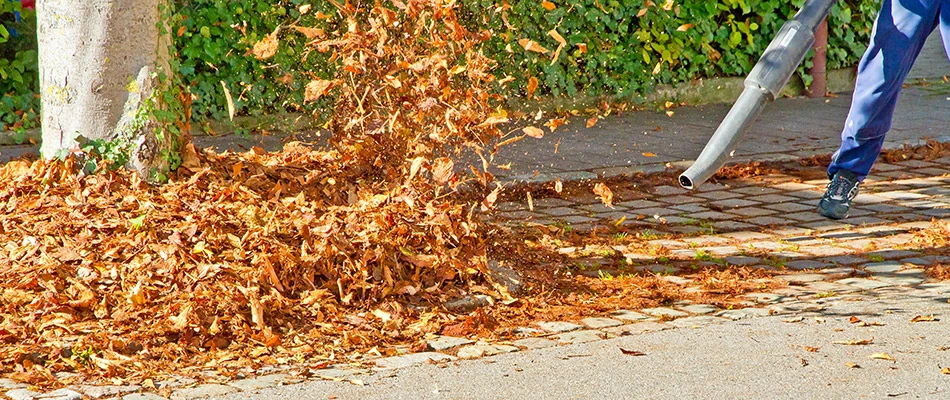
[869,353,896,361]
[833,338,874,345]
[619,348,646,356]
[911,314,938,322]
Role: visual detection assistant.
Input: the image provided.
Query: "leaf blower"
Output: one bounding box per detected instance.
[678,0,838,190]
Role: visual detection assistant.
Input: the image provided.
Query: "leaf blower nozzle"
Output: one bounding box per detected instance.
[678,0,838,190]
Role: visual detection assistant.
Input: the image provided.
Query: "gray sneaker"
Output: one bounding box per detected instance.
[818,170,860,220]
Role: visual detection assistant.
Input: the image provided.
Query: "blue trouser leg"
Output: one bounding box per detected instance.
[828,0,948,181]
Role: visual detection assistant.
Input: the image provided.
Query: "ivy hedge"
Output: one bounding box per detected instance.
[4,0,881,129]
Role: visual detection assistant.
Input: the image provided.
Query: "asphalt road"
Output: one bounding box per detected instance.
[221,287,950,400]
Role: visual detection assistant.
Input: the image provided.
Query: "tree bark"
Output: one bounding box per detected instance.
[37,0,176,179]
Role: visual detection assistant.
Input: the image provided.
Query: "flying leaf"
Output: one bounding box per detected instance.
[305,79,336,102]
[637,8,648,17]
[518,38,550,54]
[481,185,501,212]
[548,29,566,64]
[527,76,539,99]
[544,118,567,132]
[431,157,455,185]
[576,42,588,53]
[523,126,544,139]
[252,28,280,60]
[846,362,861,369]
[662,0,674,11]
[593,182,614,208]
[293,25,324,39]
[942,367,950,375]
[849,316,862,324]
[642,152,657,157]
[220,81,235,121]
[676,23,694,32]
[554,179,563,194]
[586,116,598,128]
[477,115,510,128]
[542,1,556,10]
[869,353,895,361]
[910,314,938,322]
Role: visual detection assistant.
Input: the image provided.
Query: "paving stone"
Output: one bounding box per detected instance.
[724,256,761,266]
[6,389,42,400]
[512,337,558,349]
[710,199,760,209]
[534,321,583,333]
[716,308,771,320]
[456,344,519,359]
[801,220,853,231]
[818,255,869,265]
[581,317,624,329]
[682,236,731,246]
[746,194,801,204]
[874,275,926,286]
[532,198,576,208]
[677,304,719,315]
[804,281,855,294]
[77,385,143,399]
[0,380,26,390]
[900,257,933,266]
[784,259,831,270]
[919,283,950,293]
[726,207,777,217]
[670,203,710,213]
[653,185,689,196]
[374,352,456,369]
[427,336,475,351]
[170,384,238,400]
[744,293,786,304]
[655,195,705,204]
[311,368,362,379]
[661,275,694,285]
[610,310,652,322]
[694,191,744,200]
[785,189,824,199]
[709,221,759,231]
[629,207,681,217]
[731,186,781,195]
[863,261,904,274]
[689,211,737,220]
[122,394,168,400]
[641,307,689,318]
[745,216,795,226]
[536,206,584,217]
[745,241,785,251]
[603,322,671,336]
[719,231,772,241]
[556,329,607,344]
[617,199,665,209]
[777,273,827,284]
[227,374,291,392]
[762,202,814,213]
[836,278,894,290]
[668,316,726,328]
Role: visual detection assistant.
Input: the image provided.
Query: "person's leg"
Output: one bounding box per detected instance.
[827,0,942,181]
[939,0,950,61]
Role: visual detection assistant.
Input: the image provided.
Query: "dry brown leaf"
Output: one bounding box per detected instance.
[545,117,567,132]
[518,38,550,54]
[527,77,539,100]
[676,23,694,32]
[304,79,336,102]
[541,1,556,10]
[548,29,566,64]
[849,316,862,324]
[869,352,895,361]
[293,25,324,39]
[522,126,544,139]
[252,28,280,60]
[846,362,861,369]
[554,179,563,194]
[576,43,588,53]
[220,81,235,121]
[942,367,950,375]
[642,152,657,157]
[593,182,614,208]
[804,346,820,353]
[911,314,938,322]
[833,338,874,346]
[586,116,598,128]
[620,347,646,356]
[431,157,455,185]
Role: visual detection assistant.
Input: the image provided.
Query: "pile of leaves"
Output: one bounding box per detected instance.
[0,0,519,385]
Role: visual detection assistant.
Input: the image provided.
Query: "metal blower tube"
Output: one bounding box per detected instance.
[678,0,838,190]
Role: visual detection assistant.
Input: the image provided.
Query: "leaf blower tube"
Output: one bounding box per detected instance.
[678,0,838,190]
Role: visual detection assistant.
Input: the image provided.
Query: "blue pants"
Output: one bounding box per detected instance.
[828,0,950,181]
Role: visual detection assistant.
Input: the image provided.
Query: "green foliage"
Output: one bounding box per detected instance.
[0,1,39,135]
[171,0,338,124]
[3,0,882,127]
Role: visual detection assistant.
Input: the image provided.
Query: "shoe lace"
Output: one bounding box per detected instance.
[827,174,859,200]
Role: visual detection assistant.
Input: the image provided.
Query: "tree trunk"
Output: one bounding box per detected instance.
[37,0,177,180]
